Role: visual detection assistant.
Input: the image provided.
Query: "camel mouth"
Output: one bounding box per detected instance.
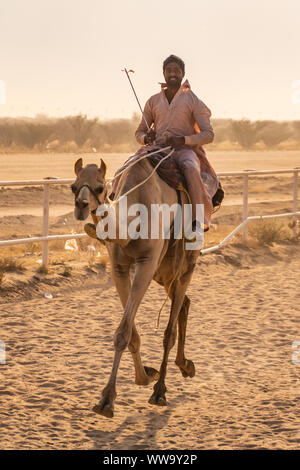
[74,207,89,221]
[76,213,87,221]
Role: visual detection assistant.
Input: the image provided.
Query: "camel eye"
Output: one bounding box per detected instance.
[70,184,77,193]
[95,185,104,194]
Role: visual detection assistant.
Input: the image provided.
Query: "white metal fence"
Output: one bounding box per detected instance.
[0,168,299,265]
[201,167,300,255]
[0,177,86,267]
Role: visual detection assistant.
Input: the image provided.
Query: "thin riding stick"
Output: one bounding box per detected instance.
[122,68,150,131]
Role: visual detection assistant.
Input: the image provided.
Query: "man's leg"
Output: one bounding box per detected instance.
[172,148,213,229]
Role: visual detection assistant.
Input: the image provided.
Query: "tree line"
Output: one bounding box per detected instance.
[0,114,299,152]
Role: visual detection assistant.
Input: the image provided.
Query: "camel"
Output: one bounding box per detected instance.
[71,156,200,418]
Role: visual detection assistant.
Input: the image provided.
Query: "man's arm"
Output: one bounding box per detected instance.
[184,97,214,146]
[135,99,155,145]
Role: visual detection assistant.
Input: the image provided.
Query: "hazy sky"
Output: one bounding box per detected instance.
[1,0,300,120]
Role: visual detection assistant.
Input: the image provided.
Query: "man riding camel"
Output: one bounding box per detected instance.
[86,54,219,241]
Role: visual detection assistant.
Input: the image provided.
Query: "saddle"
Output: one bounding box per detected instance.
[146,149,224,209]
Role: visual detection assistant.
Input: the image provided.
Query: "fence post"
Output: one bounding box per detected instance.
[242,172,249,243]
[42,181,50,268]
[293,168,299,237]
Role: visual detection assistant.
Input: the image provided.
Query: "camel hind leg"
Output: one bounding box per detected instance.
[128,325,159,385]
[149,279,186,406]
[156,273,195,379]
[149,259,196,406]
[175,295,195,378]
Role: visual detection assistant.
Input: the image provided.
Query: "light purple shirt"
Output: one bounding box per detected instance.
[135,80,214,149]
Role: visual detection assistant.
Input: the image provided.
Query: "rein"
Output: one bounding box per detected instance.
[75,146,175,212]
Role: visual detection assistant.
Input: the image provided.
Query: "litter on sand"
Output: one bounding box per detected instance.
[64,239,78,251]
[44,293,53,299]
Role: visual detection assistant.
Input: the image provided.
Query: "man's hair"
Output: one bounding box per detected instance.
[163,55,185,74]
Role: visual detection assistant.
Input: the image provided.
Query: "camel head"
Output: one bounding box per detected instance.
[71,157,107,220]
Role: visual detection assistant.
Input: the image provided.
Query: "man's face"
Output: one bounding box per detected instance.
[163,61,184,88]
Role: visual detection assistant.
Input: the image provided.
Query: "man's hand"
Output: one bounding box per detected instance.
[166,135,185,149]
[144,129,156,145]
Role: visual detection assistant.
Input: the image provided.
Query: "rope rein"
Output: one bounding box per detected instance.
[109,147,175,204]
[107,145,172,183]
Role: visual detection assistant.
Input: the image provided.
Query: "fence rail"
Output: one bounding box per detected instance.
[0,168,299,265]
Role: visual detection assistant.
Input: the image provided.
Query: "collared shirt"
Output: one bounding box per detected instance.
[135,80,214,148]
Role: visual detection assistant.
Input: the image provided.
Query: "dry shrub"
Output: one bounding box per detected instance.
[26,242,40,255]
[0,258,26,287]
[277,140,300,151]
[210,140,241,151]
[1,115,300,152]
[0,258,26,273]
[61,265,72,277]
[59,140,78,152]
[249,219,290,246]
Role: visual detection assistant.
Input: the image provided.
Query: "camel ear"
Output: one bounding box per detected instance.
[74,158,83,175]
[99,158,107,178]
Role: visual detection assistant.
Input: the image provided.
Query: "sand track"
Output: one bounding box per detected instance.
[0,248,299,450]
[1,151,299,449]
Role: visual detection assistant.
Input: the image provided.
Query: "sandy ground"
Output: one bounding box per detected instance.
[0,151,299,449]
[1,150,300,181]
[0,244,299,450]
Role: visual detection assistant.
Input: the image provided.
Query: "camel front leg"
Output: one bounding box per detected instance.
[93,250,162,418]
[110,252,159,387]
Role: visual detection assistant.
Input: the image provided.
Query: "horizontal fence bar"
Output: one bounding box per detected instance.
[0,233,87,247]
[201,211,300,255]
[216,168,300,177]
[0,178,73,186]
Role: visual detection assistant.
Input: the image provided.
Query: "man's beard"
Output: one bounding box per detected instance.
[166,77,182,87]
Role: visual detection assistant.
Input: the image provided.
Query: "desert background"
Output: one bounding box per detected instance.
[0,148,299,449]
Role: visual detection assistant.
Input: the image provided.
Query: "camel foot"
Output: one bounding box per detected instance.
[176,358,196,378]
[135,366,159,386]
[148,392,167,407]
[92,397,114,418]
